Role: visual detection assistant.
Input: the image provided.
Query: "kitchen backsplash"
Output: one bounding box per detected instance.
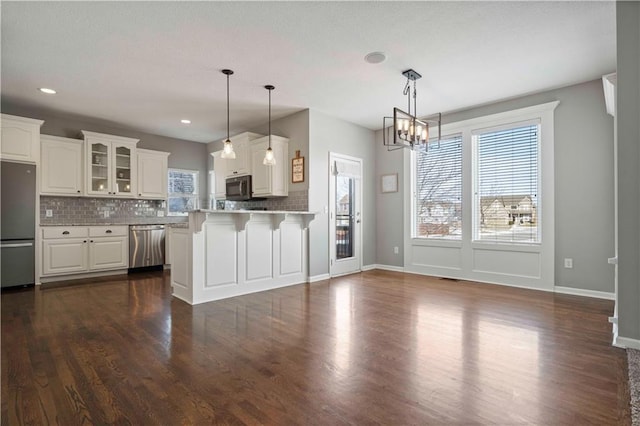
[40,196,187,225]
[222,190,308,211]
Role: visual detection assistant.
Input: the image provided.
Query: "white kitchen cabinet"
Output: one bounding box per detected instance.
[42,238,89,275]
[40,135,84,196]
[212,151,227,199]
[82,131,138,198]
[41,225,128,278]
[137,149,170,199]
[0,114,44,164]
[250,135,289,197]
[89,237,128,270]
[221,132,264,177]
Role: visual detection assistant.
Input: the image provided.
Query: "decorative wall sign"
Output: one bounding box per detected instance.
[292,150,304,183]
[381,173,398,193]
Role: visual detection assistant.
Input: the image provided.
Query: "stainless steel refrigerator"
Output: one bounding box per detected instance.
[1,161,36,288]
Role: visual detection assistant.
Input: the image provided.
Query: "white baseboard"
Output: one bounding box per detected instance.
[371,264,405,273]
[554,286,615,300]
[361,264,376,271]
[309,273,330,283]
[613,335,640,350]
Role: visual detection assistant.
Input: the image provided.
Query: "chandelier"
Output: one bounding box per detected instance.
[383,69,441,151]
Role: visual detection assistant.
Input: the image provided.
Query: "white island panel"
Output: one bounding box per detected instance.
[245,216,273,282]
[204,218,238,288]
[171,210,315,305]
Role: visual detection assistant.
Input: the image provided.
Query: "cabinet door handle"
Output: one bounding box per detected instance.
[105,230,112,234]
[90,240,94,243]
[62,231,70,235]
[83,240,87,243]
[77,190,81,193]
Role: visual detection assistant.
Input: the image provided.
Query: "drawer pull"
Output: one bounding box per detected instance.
[105,230,112,234]
[62,231,70,235]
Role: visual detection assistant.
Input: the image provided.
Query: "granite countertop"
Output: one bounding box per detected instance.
[40,219,188,227]
[193,209,316,215]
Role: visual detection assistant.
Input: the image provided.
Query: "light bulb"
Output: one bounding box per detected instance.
[422,126,428,142]
[221,140,236,159]
[416,125,422,141]
[403,119,409,132]
[263,147,276,166]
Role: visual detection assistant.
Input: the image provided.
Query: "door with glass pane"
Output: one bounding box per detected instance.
[329,153,362,277]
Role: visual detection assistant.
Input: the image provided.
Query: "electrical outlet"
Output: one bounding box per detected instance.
[103,211,109,218]
[393,246,399,254]
[564,258,573,269]
[45,209,53,217]
[157,210,165,217]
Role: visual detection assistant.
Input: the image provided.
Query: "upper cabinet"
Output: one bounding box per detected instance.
[222,132,264,177]
[41,135,84,196]
[0,114,44,164]
[250,136,289,198]
[82,131,138,198]
[212,151,227,200]
[137,149,170,199]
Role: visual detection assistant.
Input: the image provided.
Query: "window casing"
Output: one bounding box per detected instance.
[414,134,463,239]
[168,169,199,216]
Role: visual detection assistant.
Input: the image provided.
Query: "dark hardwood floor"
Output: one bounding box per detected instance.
[1,270,630,425]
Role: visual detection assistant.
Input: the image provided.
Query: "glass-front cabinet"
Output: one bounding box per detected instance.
[82,131,138,197]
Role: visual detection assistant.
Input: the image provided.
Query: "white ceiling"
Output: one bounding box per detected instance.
[1,1,616,143]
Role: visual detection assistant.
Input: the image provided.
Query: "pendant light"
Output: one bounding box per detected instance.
[263,84,276,166]
[221,69,236,159]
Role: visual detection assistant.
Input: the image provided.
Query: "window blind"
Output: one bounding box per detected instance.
[415,134,463,239]
[475,123,539,243]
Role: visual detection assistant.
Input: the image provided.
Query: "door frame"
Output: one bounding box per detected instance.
[328,152,363,277]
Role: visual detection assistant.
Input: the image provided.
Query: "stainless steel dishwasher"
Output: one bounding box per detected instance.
[129,225,165,268]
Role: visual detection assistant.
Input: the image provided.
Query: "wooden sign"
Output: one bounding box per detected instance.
[292,150,304,183]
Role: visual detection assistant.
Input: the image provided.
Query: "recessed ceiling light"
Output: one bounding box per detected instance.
[39,87,56,94]
[181,119,191,124]
[364,52,386,64]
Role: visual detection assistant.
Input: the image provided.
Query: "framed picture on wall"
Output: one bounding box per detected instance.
[292,150,304,183]
[381,173,398,193]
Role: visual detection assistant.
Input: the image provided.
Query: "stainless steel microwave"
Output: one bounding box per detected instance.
[226,175,252,201]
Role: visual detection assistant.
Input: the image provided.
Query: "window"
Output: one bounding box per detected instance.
[168,169,199,216]
[474,121,539,243]
[414,134,463,239]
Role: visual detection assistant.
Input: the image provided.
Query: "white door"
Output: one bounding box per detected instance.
[329,153,362,277]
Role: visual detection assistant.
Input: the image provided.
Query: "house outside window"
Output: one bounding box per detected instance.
[474,122,540,243]
[414,134,463,239]
[168,169,199,216]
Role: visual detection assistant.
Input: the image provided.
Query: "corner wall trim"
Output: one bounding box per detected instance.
[553,286,615,300]
[361,264,377,272]
[309,273,330,283]
[613,336,640,350]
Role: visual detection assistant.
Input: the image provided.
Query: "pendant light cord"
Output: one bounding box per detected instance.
[268,88,272,148]
[226,72,230,141]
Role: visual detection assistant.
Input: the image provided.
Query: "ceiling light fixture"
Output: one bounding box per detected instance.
[364,52,386,64]
[39,87,56,94]
[221,69,236,159]
[181,119,191,124]
[263,85,276,166]
[382,69,441,152]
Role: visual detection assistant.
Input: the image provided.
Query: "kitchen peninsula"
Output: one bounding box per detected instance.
[170,209,315,304]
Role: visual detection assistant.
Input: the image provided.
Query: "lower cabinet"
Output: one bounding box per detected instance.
[41,226,128,277]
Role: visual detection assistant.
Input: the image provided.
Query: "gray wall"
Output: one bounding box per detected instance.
[616,1,640,341]
[375,79,616,293]
[0,103,209,204]
[308,109,376,277]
